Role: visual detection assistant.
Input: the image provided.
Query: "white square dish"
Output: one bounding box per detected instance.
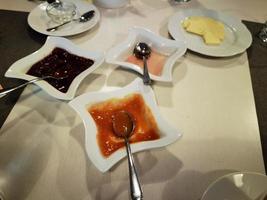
[105,27,187,82]
[69,78,182,172]
[5,36,105,100]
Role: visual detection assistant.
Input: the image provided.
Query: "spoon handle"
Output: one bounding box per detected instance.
[125,139,143,200]
[0,76,50,98]
[46,20,72,32]
[142,57,152,85]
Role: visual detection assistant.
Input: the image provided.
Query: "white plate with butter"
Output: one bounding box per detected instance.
[168,9,252,57]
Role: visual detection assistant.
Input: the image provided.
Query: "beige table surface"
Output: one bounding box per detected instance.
[0,0,267,199]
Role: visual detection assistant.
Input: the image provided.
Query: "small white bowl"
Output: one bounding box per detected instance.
[201,172,267,200]
[93,0,129,8]
[5,36,105,100]
[106,27,187,82]
[69,78,182,172]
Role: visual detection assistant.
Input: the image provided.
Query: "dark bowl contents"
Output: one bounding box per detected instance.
[26,47,94,93]
[88,93,160,157]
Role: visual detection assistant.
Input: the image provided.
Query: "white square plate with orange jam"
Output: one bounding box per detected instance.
[105,27,187,82]
[5,36,105,100]
[69,78,182,172]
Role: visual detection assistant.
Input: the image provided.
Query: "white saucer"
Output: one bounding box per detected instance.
[27,0,100,37]
[201,172,267,200]
[168,9,252,57]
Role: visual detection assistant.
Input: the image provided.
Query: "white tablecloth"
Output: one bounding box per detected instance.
[0,0,266,199]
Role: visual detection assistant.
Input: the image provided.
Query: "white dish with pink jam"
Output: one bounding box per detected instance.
[106,27,187,82]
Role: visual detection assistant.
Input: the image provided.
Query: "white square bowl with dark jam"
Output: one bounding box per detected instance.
[5,36,105,100]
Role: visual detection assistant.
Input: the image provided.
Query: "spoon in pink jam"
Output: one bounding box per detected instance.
[133,42,152,85]
[112,110,143,200]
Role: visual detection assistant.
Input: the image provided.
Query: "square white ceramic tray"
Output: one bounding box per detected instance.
[69,78,182,172]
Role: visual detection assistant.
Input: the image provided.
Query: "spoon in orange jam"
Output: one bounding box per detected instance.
[112,110,143,200]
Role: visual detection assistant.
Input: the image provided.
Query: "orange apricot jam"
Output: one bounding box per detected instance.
[88,93,160,157]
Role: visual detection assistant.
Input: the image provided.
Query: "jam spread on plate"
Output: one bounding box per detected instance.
[88,93,160,157]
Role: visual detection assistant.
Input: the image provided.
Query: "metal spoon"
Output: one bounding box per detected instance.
[112,111,143,200]
[133,42,152,85]
[46,0,61,4]
[0,75,65,98]
[46,10,95,32]
[258,21,267,46]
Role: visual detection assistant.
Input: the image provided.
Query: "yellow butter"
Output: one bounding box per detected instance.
[182,16,225,45]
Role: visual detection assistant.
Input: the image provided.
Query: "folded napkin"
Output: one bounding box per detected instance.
[243,20,267,170]
[0,9,46,128]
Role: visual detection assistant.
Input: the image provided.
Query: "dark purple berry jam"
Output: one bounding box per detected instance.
[27,47,94,93]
